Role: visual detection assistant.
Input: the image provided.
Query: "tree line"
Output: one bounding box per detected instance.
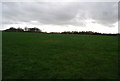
[3,27,119,36]
[3,27,42,33]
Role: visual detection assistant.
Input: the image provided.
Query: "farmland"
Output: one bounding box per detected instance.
[2,32,118,79]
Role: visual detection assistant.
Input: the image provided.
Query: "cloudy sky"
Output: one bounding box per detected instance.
[1,1,119,33]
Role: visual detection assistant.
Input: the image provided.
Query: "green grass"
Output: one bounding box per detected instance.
[2,32,118,79]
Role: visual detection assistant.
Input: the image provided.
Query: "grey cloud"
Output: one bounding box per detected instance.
[2,2,118,27]
[87,2,118,27]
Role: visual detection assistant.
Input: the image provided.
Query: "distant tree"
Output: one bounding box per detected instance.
[24,27,28,31]
[4,27,17,32]
[4,27,43,33]
[28,27,42,32]
[17,27,24,32]
[4,27,24,32]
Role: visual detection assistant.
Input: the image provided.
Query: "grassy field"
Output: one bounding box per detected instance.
[2,32,118,79]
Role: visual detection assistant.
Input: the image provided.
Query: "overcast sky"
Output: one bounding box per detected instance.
[1,2,119,33]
